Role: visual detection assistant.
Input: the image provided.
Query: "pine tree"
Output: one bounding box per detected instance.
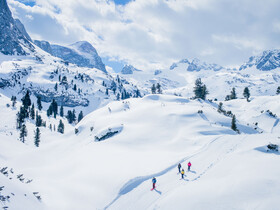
[73,84,77,91]
[116,93,120,100]
[276,86,280,95]
[243,87,250,102]
[231,115,237,132]
[20,124,28,143]
[218,102,224,113]
[135,89,141,98]
[78,111,83,123]
[52,99,58,118]
[36,112,42,127]
[156,83,162,94]
[151,84,156,94]
[11,96,17,107]
[230,87,237,99]
[60,106,64,117]
[37,96,42,111]
[106,88,109,95]
[17,106,28,129]
[72,109,76,123]
[225,95,231,101]
[34,127,40,147]
[16,108,25,129]
[30,104,35,120]
[57,120,64,134]
[67,110,73,124]
[47,105,52,117]
[54,83,58,91]
[21,90,31,109]
[193,78,209,100]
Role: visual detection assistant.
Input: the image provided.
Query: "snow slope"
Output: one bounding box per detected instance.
[1,93,279,209]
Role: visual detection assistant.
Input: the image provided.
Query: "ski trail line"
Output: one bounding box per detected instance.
[271,118,279,133]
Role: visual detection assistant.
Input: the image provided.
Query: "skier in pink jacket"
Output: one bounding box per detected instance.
[188,161,192,171]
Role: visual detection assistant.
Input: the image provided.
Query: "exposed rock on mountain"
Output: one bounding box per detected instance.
[0,0,34,55]
[34,40,106,72]
[14,18,32,42]
[121,65,141,74]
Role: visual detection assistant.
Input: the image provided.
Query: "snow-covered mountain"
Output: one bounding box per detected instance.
[0,0,34,55]
[34,40,52,55]
[121,65,142,74]
[35,40,106,73]
[0,0,141,110]
[170,58,224,71]
[240,49,280,71]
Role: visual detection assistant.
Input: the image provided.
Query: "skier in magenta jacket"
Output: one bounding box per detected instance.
[188,161,192,171]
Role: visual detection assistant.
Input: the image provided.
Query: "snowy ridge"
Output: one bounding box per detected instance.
[240,49,280,71]
[170,58,224,71]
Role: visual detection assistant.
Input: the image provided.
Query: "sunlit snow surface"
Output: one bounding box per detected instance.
[1,92,280,209]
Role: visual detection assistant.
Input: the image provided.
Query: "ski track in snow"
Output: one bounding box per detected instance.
[271,118,279,133]
[104,135,232,209]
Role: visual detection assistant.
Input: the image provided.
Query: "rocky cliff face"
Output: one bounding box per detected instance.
[14,19,32,42]
[35,40,107,73]
[0,0,34,55]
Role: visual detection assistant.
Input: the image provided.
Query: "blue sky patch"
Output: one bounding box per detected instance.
[113,0,132,5]
[15,0,36,7]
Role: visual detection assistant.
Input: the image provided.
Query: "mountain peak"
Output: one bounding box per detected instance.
[239,49,280,71]
[69,41,98,55]
[170,58,223,71]
[121,65,141,74]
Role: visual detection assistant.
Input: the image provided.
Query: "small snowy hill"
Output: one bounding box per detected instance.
[1,93,279,209]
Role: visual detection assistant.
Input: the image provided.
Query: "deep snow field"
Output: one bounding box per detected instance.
[1,92,280,210]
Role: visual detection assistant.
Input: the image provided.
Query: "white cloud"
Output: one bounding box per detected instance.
[7,0,280,70]
[212,34,264,51]
[25,14,33,20]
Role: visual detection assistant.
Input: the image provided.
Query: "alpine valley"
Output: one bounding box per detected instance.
[1,0,280,209]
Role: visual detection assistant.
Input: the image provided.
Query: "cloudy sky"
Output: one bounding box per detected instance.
[8,0,280,71]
